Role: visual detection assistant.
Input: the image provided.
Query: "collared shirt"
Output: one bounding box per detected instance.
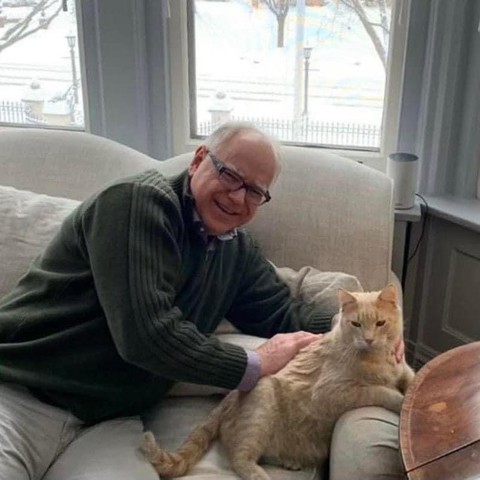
[192,208,237,244]
[237,350,261,391]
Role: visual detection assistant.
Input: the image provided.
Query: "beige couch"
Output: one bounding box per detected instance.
[0,128,396,479]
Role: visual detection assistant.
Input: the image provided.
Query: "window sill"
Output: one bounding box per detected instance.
[394,202,422,222]
[424,195,480,234]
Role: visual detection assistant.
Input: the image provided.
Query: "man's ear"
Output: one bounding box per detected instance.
[189,145,207,175]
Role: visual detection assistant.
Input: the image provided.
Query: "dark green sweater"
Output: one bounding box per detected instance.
[0,170,331,423]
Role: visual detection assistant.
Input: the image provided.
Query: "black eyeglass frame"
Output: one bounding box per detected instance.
[207,151,272,205]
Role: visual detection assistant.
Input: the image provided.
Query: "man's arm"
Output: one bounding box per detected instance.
[226,242,334,337]
[79,180,248,390]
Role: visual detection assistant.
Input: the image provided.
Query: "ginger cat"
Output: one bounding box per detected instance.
[142,284,415,480]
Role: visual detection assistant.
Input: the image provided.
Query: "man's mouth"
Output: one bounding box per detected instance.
[214,200,238,216]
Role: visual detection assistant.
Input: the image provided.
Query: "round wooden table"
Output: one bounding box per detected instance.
[400,341,480,480]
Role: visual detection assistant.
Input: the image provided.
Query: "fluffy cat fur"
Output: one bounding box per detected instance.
[142,283,415,480]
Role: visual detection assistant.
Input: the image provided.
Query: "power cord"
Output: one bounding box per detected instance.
[406,193,429,265]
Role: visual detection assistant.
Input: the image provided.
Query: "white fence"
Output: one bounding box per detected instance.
[198,117,380,148]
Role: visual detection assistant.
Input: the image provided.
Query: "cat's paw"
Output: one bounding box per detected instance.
[400,366,416,393]
[390,392,405,413]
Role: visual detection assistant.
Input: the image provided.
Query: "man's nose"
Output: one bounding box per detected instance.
[228,187,247,203]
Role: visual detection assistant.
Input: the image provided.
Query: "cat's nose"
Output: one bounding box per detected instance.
[365,338,373,346]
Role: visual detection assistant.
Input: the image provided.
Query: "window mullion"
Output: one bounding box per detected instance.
[79,0,172,159]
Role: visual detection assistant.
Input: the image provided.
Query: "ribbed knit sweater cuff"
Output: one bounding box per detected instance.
[308,311,335,334]
[215,342,250,390]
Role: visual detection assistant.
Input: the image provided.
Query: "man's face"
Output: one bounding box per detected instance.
[189,132,278,235]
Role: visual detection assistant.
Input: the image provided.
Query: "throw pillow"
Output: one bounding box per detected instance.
[272,262,363,311]
[0,185,80,299]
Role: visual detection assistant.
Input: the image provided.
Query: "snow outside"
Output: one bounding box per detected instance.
[0,0,391,148]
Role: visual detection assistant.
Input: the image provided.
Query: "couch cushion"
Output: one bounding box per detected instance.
[0,185,80,299]
[0,129,158,201]
[245,145,393,291]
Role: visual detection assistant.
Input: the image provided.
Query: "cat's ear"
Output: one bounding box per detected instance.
[338,288,357,310]
[378,283,397,305]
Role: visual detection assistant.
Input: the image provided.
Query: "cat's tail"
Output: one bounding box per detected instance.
[141,393,234,477]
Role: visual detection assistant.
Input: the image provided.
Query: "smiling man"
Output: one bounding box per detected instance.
[189,127,278,235]
[0,121,334,480]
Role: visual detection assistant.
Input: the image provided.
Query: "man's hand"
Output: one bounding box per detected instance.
[255,331,323,377]
[393,337,405,363]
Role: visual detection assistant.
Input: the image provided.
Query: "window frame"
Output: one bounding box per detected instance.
[167,0,412,172]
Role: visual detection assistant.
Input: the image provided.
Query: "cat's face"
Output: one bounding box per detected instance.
[337,284,402,351]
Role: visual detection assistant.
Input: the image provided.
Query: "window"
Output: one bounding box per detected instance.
[0,0,84,129]
[169,0,409,168]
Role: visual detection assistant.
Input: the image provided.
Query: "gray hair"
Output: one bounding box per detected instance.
[204,121,282,177]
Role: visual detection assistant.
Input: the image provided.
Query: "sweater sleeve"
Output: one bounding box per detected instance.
[79,181,247,390]
[226,241,334,337]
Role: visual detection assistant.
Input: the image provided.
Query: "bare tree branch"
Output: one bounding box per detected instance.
[0,1,63,53]
[263,0,289,16]
[337,0,388,70]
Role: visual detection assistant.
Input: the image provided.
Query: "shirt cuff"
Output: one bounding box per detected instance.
[237,350,261,392]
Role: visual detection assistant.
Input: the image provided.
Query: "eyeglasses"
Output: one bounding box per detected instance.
[208,151,271,206]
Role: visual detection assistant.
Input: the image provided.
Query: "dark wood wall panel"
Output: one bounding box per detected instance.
[410,216,480,367]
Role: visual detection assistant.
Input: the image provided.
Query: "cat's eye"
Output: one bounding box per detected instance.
[376,320,386,327]
[351,321,361,328]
